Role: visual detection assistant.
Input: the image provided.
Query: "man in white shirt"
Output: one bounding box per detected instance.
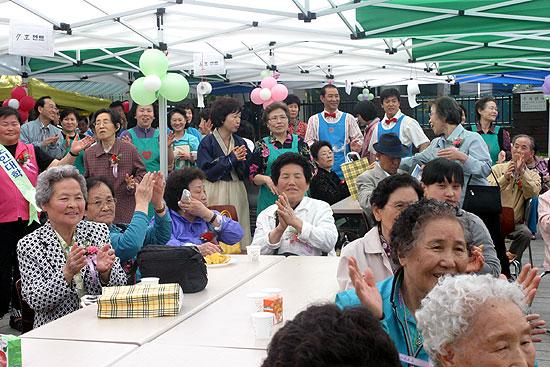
[305,84,363,178]
[367,88,429,157]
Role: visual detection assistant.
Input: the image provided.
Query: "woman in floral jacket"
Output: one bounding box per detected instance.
[249,102,313,215]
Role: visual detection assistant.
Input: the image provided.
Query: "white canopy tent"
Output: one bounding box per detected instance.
[0,0,450,90]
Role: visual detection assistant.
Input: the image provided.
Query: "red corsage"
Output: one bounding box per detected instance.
[452,138,463,148]
[200,231,215,243]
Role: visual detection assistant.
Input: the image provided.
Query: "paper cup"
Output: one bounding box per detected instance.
[252,312,274,339]
[140,277,159,285]
[246,292,267,314]
[247,245,261,262]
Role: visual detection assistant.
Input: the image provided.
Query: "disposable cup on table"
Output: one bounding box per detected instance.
[140,277,160,285]
[247,245,261,262]
[252,312,274,339]
[246,292,267,314]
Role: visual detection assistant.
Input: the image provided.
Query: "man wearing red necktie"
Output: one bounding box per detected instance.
[305,84,363,179]
[367,88,429,157]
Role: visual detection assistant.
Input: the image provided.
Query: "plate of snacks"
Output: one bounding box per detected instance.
[204,252,236,267]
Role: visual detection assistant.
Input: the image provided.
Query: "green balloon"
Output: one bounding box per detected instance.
[362,88,370,95]
[130,77,158,105]
[260,70,271,78]
[139,49,168,77]
[357,93,364,101]
[159,73,190,102]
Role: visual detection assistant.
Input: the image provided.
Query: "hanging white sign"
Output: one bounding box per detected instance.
[193,53,226,76]
[9,21,54,57]
[520,93,546,112]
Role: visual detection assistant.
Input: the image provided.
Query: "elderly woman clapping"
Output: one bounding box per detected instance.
[417,274,538,367]
[17,166,127,328]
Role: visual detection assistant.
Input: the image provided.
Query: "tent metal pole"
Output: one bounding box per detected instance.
[157,8,168,178]
[9,0,61,28]
[70,2,177,28]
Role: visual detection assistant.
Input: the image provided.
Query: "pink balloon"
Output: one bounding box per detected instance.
[263,99,274,109]
[270,84,288,102]
[260,77,277,89]
[18,109,29,123]
[19,95,35,111]
[2,99,8,107]
[11,86,26,100]
[250,87,263,105]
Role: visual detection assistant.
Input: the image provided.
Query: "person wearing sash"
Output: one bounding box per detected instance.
[120,104,175,173]
[84,109,146,224]
[196,97,252,249]
[467,96,511,165]
[304,84,363,179]
[249,102,312,215]
[0,107,93,330]
[367,88,429,158]
[60,108,86,174]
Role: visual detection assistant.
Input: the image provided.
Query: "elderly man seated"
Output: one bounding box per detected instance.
[488,134,541,264]
[251,152,338,256]
[356,133,408,213]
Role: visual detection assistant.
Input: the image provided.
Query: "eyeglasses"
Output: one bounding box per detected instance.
[90,198,117,207]
[268,115,288,122]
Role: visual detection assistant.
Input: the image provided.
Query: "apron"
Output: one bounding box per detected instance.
[128,128,160,172]
[378,115,413,156]
[256,134,298,215]
[472,124,500,164]
[318,112,347,179]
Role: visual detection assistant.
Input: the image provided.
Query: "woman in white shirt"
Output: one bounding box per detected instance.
[337,174,423,290]
[251,153,337,256]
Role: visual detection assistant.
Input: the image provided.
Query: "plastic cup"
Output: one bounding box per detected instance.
[252,312,274,339]
[246,292,267,314]
[247,245,261,262]
[140,277,159,285]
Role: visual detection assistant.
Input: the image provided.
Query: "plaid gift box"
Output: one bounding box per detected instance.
[97,283,183,318]
[341,155,371,200]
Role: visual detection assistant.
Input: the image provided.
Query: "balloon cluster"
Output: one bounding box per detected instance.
[250,76,289,109]
[543,75,550,100]
[2,87,35,122]
[130,49,190,105]
[357,88,374,102]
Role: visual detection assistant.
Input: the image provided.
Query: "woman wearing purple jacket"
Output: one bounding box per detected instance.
[163,167,243,256]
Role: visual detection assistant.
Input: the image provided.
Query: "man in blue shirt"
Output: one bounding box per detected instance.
[20,96,65,159]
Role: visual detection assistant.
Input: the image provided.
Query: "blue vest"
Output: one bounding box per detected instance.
[378,115,413,157]
[318,112,347,179]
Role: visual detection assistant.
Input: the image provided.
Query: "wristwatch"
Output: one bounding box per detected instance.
[154,202,166,213]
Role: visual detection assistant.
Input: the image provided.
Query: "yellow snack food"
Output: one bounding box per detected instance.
[204,252,230,265]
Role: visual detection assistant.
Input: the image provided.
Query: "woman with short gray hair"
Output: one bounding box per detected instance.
[17,165,126,328]
[416,274,535,367]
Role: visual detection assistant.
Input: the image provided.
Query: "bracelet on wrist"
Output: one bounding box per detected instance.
[69,150,78,157]
[154,203,166,213]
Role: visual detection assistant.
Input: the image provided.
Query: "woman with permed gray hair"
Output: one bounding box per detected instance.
[17,165,126,328]
[336,199,541,366]
[416,274,537,367]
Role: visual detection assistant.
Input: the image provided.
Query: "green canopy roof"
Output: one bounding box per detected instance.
[355,0,550,74]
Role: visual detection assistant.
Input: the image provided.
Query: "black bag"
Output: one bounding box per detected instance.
[462,168,502,216]
[136,245,208,293]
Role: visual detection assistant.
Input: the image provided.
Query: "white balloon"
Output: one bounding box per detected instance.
[197,81,212,95]
[8,98,19,109]
[259,88,272,101]
[143,75,162,92]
